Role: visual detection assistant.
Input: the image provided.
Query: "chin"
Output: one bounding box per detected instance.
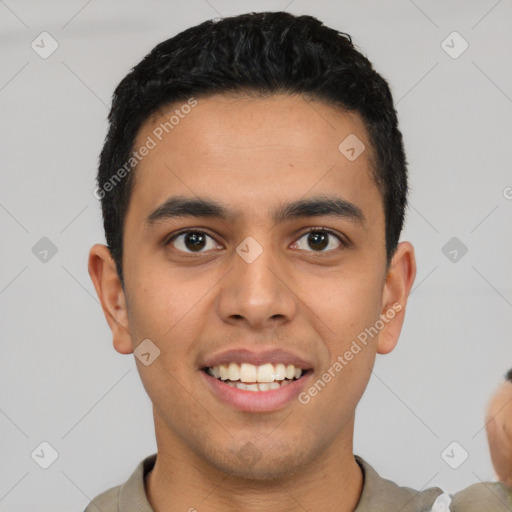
[221,458,306,483]
[213,441,313,483]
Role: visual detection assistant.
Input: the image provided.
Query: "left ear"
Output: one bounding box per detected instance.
[377,241,416,355]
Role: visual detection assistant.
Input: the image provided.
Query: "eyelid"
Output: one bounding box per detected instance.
[166,227,348,253]
[166,228,222,250]
[295,226,348,248]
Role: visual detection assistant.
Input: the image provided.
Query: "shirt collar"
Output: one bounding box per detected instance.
[117,452,443,511]
[118,452,156,512]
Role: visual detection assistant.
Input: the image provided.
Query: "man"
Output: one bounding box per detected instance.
[86,11,511,511]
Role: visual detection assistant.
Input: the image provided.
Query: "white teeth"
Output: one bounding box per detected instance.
[219,364,229,380]
[274,363,286,380]
[225,381,290,392]
[228,362,240,381]
[240,363,258,382]
[206,362,306,388]
[257,363,274,383]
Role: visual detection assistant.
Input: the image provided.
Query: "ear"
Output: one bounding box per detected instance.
[377,241,416,355]
[88,244,133,354]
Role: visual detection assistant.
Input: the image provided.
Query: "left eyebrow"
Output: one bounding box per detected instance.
[144,194,366,227]
[273,195,365,226]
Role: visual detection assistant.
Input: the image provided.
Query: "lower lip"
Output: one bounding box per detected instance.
[201,370,312,412]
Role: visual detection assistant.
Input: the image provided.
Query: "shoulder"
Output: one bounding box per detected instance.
[82,453,157,512]
[450,480,512,511]
[83,485,121,512]
[355,455,512,511]
[354,456,445,511]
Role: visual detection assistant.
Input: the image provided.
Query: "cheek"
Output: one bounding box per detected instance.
[127,264,198,341]
[299,345,374,439]
[127,284,197,411]
[297,268,383,340]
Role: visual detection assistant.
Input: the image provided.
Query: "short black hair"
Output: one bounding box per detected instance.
[96,11,408,287]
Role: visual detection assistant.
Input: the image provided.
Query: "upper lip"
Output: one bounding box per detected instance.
[200,348,314,370]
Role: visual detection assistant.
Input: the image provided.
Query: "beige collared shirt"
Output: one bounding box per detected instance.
[84,453,512,511]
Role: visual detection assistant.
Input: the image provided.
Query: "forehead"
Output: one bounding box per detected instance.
[127,93,382,228]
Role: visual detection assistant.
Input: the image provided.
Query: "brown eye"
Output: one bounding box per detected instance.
[292,229,344,252]
[168,230,221,253]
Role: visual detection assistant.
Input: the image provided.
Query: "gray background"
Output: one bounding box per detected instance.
[0,1,511,510]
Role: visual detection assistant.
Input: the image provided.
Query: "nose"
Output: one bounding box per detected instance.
[216,238,297,330]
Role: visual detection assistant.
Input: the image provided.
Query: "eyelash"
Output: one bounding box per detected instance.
[166,227,347,254]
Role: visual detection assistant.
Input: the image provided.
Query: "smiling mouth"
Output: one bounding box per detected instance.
[203,362,309,392]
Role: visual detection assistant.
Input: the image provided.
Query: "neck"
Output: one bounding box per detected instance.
[145,416,363,512]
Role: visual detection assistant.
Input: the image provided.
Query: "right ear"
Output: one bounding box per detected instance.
[88,244,133,354]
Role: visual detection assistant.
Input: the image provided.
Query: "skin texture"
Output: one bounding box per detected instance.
[88,93,416,512]
[486,380,512,486]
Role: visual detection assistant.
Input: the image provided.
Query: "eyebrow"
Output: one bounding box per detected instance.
[145,194,365,227]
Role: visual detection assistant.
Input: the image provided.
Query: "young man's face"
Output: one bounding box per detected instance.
[89,93,415,480]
